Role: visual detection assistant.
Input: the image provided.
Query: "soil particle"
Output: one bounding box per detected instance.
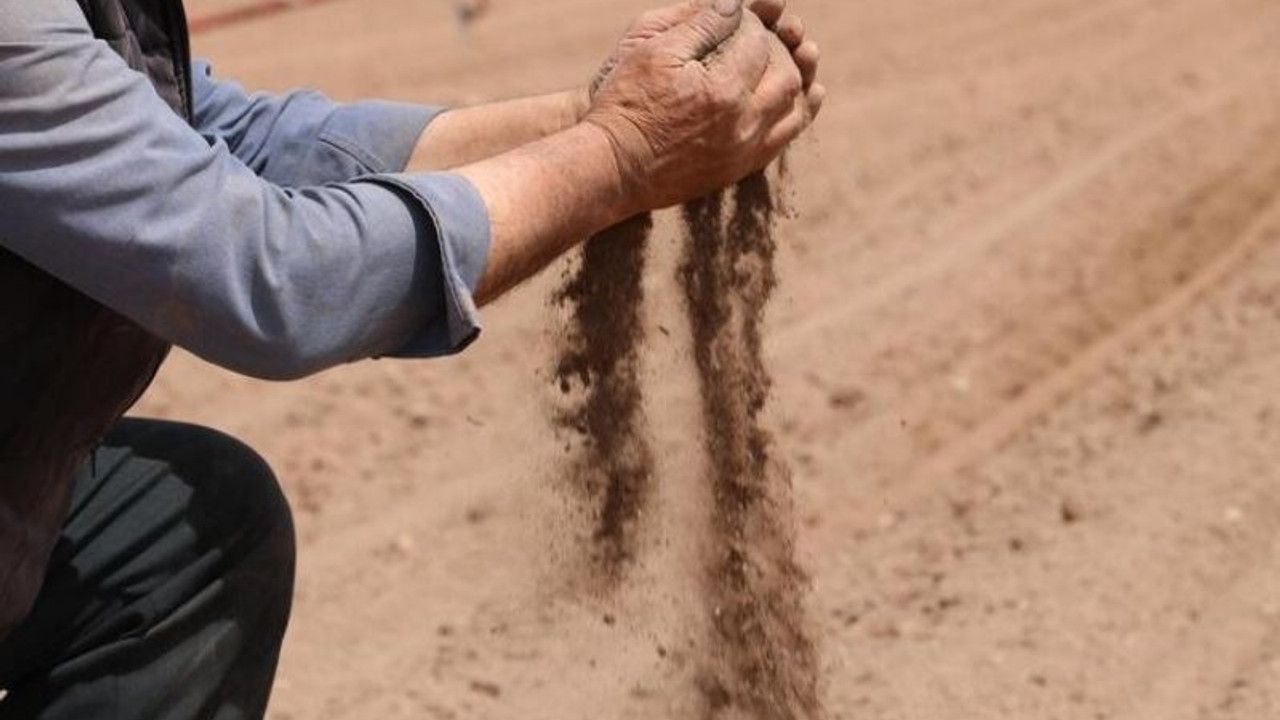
[552,214,656,580]
[679,173,822,720]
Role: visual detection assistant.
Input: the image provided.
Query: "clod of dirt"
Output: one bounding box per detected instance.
[467,680,502,698]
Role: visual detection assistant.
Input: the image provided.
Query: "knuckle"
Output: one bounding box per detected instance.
[711,83,739,110]
[781,81,801,102]
[706,87,737,111]
[689,21,718,45]
[741,10,768,35]
[783,68,803,96]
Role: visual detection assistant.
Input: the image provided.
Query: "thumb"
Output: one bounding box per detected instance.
[660,0,744,61]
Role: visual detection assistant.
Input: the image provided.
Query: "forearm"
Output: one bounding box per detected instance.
[193,60,436,187]
[2,5,489,380]
[408,89,590,171]
[455,122,633,304]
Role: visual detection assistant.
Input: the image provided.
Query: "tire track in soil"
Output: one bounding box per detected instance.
[778,33,1280,489]
[815,117,1280,556]
[553,214,656,582]
[791,0,1279,336]
[905,116,1280,480]
[779,81,1243,352]
[680,176,821,720]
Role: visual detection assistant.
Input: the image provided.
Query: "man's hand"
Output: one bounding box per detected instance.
[415,1,822,176]
[585,0,819,212]
[590,2,706,96]
[454,0,828,304]
[592,0,824,107]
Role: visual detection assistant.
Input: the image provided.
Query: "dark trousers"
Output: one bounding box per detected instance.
[0,419,295,720]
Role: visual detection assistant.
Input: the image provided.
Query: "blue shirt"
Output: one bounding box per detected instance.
[0,0,490,381]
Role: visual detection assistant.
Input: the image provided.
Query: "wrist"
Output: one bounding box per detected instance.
[565,86,592,125]
[453,120,647,303]
[558,121,640,232]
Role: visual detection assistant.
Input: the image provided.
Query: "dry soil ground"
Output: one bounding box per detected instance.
[145,0,1280,717]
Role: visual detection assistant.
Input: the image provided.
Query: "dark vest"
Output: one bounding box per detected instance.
[0,0,190,635]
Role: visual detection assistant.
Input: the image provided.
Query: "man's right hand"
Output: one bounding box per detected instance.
[454,0,825,305]
[585,0,822,214]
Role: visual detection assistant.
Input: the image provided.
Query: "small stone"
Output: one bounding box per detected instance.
[829,388,867,410]
[1137,411,1163,434]
[467,680,502,698]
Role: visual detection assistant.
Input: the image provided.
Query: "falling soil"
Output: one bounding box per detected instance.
[551,169,819,716]
[679,174,821,720]
[552,213,656,579]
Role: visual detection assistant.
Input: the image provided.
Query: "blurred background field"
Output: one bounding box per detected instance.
[149,0,1280,717]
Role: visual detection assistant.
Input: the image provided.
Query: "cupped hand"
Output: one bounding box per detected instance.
[591,0,824,113]
[585,0,818,213]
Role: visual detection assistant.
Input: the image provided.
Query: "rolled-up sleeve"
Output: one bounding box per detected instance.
[192,60,442,187]
[0,0,488,380]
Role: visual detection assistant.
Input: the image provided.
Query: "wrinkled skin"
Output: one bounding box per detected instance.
[585,0,824,211]
[593,0,823,99]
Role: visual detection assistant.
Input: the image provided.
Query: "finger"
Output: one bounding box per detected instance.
[748,0,786,27]
[793,39,820,89]
[806,81,826,120]
[752,38,804,120]
[708,9,772,91]
[661,0,746,61]
[636,0,704,34]
[762,98,811,154]
[775,12,805,48]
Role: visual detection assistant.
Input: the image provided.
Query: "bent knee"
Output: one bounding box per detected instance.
[110,419,295,572]
[190,427,295,569]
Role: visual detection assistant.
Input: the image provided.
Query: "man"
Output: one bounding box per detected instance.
[0,0,823,716]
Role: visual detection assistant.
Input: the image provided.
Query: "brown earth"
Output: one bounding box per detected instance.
[145,0,1280,717]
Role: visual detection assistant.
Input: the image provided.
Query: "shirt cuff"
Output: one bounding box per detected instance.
[320,100,443,175]
[365,172,491,357]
